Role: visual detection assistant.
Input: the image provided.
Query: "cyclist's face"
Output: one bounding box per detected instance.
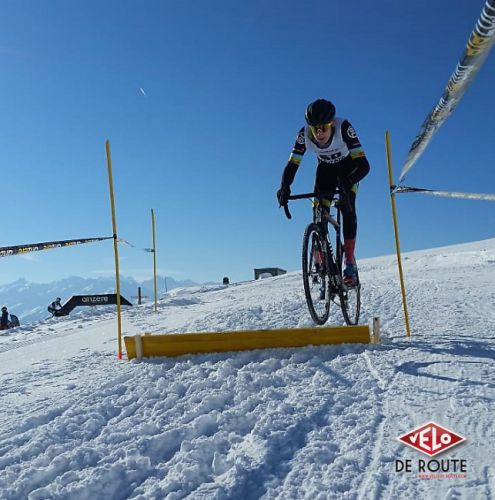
[311,122,333,143]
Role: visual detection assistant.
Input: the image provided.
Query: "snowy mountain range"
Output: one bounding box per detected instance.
[0,238,494,498]
[0,275,202,324]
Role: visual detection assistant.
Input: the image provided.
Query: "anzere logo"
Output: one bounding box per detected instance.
[398,422,465,457]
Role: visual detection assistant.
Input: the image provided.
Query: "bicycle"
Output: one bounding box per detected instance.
[283,182,361,326]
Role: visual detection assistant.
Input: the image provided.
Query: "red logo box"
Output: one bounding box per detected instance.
[398,422,465,457]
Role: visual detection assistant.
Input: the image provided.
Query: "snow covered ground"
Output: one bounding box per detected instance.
[0,239,494,499]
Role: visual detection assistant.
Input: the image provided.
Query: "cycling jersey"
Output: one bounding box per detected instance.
[278,117,370,242]
[288,118,366,167]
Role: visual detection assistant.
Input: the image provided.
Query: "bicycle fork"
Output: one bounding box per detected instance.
[309,234,325,300]
[311,233,340,302]
[325,238,343,298]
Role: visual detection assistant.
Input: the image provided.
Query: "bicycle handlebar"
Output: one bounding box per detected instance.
[282,191,340,220]
[287,192,337,200]
[283,204,292,219]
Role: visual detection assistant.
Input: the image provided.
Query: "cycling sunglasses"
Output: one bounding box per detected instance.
[309,121,333,134]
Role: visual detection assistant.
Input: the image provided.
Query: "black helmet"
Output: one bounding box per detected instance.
[1,306,7,312]
[305,99,336,126]
[56,297,61,302]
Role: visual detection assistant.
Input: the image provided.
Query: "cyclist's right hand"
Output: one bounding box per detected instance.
[277,185,291,207]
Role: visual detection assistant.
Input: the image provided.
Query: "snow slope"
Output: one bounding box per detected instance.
[0,239,494,499]
[0,275,199,325]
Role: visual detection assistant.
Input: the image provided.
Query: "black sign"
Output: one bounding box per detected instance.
[57,294,132,315]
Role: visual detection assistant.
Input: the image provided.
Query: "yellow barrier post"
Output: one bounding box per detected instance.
[385,131,411,337]
[105,140,124,358]
[151,208,158,312]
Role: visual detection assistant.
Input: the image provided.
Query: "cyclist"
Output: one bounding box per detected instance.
[277,98,370,285]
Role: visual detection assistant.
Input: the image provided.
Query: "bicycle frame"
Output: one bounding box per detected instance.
[285,190,344,269]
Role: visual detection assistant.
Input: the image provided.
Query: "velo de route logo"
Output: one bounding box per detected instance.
[395,422,468,479]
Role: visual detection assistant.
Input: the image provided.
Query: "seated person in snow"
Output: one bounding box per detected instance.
[1,306,9,330]
[8,314,20,328]
[48,297,63,316]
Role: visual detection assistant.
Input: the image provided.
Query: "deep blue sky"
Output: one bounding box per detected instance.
[1,0,494,285]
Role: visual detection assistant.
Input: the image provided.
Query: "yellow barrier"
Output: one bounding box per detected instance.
[124,324,377,360]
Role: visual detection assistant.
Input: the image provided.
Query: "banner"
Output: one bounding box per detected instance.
[56,294,133,316]
[399,0,495,183]
[394,185,495,201]
[0,236,113,258]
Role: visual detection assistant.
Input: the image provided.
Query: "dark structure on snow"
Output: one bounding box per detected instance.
[254,268,287,280]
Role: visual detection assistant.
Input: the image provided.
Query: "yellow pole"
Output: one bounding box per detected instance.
[151,208,158,312]
[385,131,411,337]
[105,140,123,358]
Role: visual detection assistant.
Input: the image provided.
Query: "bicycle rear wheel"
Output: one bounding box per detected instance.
[302,223,331,325]
[336,239,361,325]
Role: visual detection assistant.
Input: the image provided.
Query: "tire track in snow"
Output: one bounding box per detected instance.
[0,314,117,355]
[0,327,82,354]
[0,356,137,497]
[356,348,401,500]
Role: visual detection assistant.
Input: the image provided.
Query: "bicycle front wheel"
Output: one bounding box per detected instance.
[337,241,361,325]
[302,223,331,325]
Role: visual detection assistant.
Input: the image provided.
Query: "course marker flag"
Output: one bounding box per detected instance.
[400,0,495,183]
[393,185,495,201]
